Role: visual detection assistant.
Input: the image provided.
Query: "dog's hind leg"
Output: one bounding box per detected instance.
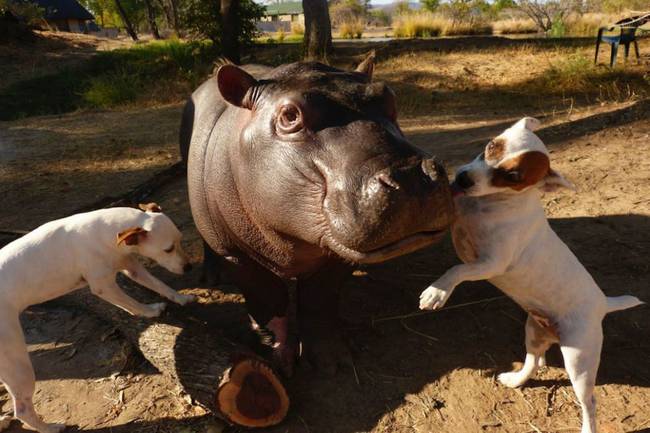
[498,313,555,388]
[0,315,65,433]
[560,321,602,433]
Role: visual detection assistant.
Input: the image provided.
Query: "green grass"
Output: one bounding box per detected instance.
[0,40,217,120]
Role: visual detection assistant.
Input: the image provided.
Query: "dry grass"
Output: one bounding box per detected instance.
[564,12,620,36]
[393,12,493,38]
[339,18,365,39]
[493,18,539,34]
[374,44,649,118]
[393,12,444,38]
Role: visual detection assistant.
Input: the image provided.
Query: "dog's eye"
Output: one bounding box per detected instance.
[164,245,174,253]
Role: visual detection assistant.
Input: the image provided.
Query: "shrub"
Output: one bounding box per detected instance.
[393,12,444,38]
[339,18,364,38]
[291,21,304,35]
[0,40,217,120]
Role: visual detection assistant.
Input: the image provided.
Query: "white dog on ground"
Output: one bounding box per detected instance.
[0,203,196,433]
[419,117,643,433]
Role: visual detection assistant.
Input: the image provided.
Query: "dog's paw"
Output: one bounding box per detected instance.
[142,302,167,318]
[41,423,66,433]
[497,372,526,389]
[419,285,449,310]
[173,293,197,306]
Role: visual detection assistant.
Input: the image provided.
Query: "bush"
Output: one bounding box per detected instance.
[339,18,364,38]
[0,40,217,120]
[181,0,263,48]
[393,12,444,38]
[291,21,304,35]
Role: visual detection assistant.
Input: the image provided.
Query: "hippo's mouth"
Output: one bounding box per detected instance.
[323,230,447,264]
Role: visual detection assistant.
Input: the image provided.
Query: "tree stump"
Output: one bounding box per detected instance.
[64,282,289,428]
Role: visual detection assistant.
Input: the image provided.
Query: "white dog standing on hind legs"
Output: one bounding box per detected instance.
[0,203,196,433]
[419,117,644,433]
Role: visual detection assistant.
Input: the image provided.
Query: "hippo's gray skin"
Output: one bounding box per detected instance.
[180,56,454,375]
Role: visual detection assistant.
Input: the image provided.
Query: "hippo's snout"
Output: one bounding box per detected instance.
[363,157,449,204]
[324,155,453,264]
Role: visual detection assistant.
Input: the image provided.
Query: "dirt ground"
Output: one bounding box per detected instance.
[1,36,650,433]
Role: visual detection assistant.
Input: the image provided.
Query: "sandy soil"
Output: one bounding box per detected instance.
[1,34,649,433]
[1,114,649,433]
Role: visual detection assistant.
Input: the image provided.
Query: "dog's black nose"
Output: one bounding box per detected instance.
[183,263,193,273]
[455,170,475,189]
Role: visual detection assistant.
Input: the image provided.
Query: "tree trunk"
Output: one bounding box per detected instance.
[303,0,332,61]
[155,0,180,36]
[114,0,138,41]
[220,0,240,63]
[143,0,161,39]
[63,282,289,428]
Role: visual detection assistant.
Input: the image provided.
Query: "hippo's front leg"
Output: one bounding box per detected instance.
[297,259,353,375]
[225,255,299,377]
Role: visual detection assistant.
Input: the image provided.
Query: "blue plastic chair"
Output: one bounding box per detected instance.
[595,14,650,67]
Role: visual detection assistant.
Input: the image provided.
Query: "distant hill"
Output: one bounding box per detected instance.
[369,1,422,14]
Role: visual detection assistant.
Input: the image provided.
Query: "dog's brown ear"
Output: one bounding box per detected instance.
[117,227,148,246]
[540,168,575,192]
[139,202,162,213]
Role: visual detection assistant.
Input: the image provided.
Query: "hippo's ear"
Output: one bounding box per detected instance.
[355,50,376,81]
[217,64,258,109]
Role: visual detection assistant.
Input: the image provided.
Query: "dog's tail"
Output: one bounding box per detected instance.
[606,295,644,314]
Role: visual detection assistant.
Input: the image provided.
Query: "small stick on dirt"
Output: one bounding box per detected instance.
[527,422,543,433]
[372,296,506,325]
[400,319,440,342]
[350,357,361,386]
[297,414,311,433]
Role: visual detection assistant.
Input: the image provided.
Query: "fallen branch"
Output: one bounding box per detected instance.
[372,295,507,325]
[60,280,289,428]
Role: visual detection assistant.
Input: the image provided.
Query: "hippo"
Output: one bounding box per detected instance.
[180,54,454,375]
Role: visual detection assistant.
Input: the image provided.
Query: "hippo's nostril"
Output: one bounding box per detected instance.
[455,171,475,189]
[376,172,400,190]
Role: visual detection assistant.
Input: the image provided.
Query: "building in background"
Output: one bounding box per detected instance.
[259,1,303,32]
[32,0,95,32]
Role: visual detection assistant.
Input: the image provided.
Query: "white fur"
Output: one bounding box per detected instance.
[0,207,195,433]
[419,118,643,433]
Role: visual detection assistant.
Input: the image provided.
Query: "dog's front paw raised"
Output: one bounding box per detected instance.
[142,302,166,318]
[419,285,450,310]
[173,293,197,306]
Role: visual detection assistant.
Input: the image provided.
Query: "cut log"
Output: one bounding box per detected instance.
[62,281,289,428]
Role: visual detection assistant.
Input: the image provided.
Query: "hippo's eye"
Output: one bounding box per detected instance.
[504,171,522,183]
[277,104,303,134]
[164,245,174,253]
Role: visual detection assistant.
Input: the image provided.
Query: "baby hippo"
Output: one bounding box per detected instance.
[0,203,195,433]
[419,118,643,433]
